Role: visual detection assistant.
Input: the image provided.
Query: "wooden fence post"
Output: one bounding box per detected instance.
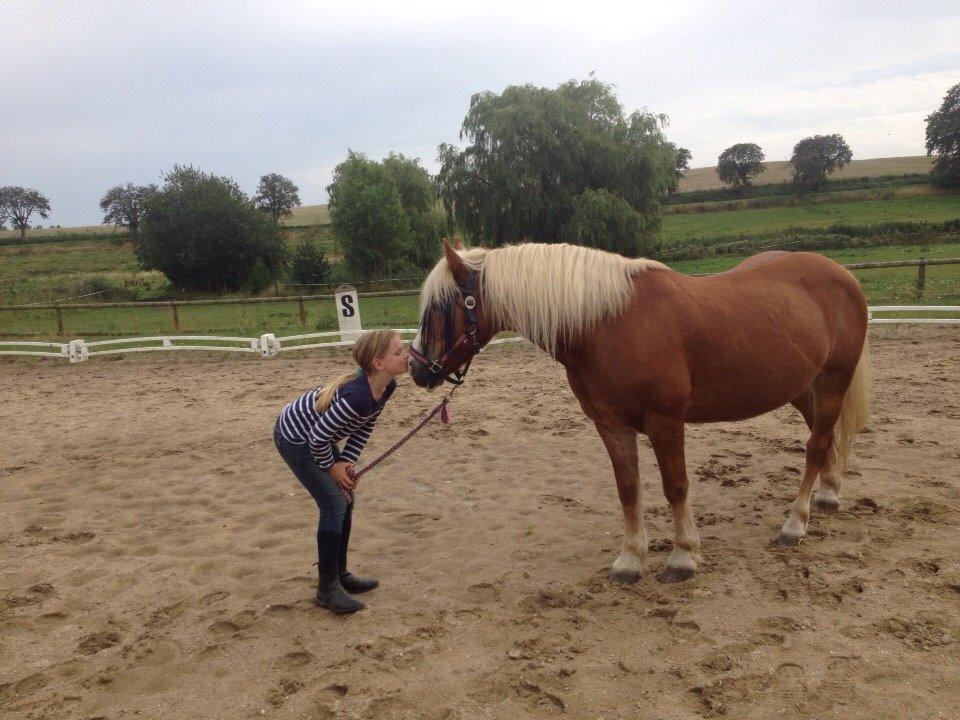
[298,298,306,328]
[916,257,926,300]
[171,303,181,332]
[55,304,64,335]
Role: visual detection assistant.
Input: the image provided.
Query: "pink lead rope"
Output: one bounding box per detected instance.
[340,388,458,499]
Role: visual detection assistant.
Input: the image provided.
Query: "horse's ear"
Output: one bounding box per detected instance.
[443,238,470,284]
[452,236,464,251]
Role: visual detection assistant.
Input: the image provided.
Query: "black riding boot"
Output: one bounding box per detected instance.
[316,530,364,614]
[339,504,379,594]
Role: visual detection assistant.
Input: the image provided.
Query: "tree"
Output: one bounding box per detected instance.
[254,173,301,220]
[436,77,676,249]
[99,183,157,237]
[327,152,411,279]
[327,151,445,278]
[138,166,286,292]
[925,82,960,189]
[716,143,765,195]
[667,147,692,198]
[289,236,332,285]
[381,153,446,270]
[790,134,852,195]
[0,187,51,242]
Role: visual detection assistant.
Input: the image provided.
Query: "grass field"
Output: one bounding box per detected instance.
[2,242,957,340]
[7,192,948,302]
[678,155,936,192]
[660,194,960,246]
[283,204,331,226]
[2,167,957,341]
[0,224,125,241]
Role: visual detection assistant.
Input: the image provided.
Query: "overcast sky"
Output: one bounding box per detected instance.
[3,0,959,227]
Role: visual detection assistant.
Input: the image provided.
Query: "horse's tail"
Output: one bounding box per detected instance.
[835,337,871,473]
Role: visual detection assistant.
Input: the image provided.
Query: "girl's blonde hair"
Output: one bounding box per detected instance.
[315,329,401,412]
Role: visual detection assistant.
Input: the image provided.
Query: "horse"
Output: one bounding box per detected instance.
[409,240,870,583]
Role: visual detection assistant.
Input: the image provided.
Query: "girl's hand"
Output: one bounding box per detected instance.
[330,462,357,491]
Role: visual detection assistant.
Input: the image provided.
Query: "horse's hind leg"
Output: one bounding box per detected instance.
[595,423,646,583]
[790,389,842,511]
[780,380,845,546]
[645,413,702,583]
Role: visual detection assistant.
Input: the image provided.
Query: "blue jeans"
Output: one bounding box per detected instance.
[274,421,351,533]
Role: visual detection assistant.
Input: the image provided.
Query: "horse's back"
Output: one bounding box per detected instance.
[629,252,866,422]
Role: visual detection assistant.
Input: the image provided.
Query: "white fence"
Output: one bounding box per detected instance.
[2,301,959,363]
[868,306,960,324]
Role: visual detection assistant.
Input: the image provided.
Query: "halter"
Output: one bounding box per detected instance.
[409,271,482,387]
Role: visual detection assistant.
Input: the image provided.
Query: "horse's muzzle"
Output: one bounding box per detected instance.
[409,358,441,389]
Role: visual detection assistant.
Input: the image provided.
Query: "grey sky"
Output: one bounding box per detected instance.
[3,0,959,227]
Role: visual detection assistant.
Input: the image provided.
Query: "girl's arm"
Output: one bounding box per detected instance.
[307,395,361,469]
[340,411,380,465]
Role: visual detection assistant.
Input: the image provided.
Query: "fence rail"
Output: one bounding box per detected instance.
[2,307,958,363]
[2,258,959,360]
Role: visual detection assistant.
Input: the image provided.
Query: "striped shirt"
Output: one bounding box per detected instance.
[277,375,397,469]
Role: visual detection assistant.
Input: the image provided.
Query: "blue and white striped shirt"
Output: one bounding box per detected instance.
[277,375,397,469]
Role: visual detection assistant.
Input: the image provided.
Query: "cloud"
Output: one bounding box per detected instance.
[2,1,958,225]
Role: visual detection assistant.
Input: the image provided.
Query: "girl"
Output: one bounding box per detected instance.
[274,329,409,614]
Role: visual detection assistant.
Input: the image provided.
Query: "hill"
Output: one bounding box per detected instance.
[678,155,935,192]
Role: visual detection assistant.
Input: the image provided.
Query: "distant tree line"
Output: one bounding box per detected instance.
[713,134,854,197]
[4,80,959,292]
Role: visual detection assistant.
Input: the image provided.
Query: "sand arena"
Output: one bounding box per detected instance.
[1,327,959,719]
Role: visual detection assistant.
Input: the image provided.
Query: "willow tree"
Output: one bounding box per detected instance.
[436,78,678,255]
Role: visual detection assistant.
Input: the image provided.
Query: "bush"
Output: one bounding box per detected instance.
[139,165,287,292]
[289,237,332,285]
[244,259,274,295]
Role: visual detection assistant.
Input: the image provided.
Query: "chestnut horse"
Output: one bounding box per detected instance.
[410,241,870,583]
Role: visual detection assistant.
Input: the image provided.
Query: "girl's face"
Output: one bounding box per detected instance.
[374,335,410,377]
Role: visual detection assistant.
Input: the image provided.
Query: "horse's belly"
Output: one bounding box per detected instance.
[684,367,816,423]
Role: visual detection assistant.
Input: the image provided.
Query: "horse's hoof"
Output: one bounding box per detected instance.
[777,532,803,547]
[657,567,694,584]
[609,568,642,584]
[813,497,840,512]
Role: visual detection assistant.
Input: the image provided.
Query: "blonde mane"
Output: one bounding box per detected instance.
[419,243,666,357]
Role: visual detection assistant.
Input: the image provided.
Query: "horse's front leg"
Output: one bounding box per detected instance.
[594,423,646,583]
[645,413,702,583]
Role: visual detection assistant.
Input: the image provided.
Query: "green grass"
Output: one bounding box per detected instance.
[669,242,960,307]
[0,294,422,338]
[3,244,957,340]
[660,195,960,246]
[3,188,959,341]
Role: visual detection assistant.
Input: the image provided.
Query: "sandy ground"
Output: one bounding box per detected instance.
[1,327,959,720]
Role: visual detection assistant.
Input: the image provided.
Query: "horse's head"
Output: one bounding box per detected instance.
[409,239,495,389]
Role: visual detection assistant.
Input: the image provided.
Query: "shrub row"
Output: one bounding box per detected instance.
[668,173,929,206]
